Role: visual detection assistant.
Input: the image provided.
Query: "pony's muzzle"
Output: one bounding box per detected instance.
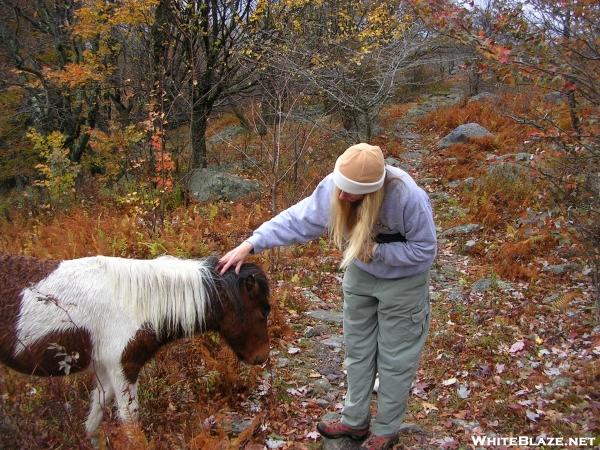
[252,353,269,365]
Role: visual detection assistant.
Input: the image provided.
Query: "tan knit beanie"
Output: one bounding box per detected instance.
[333,143,385,195]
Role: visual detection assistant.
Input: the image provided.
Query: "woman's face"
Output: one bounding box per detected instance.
[338,190,365,203]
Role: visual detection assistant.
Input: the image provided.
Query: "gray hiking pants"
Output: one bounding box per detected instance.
[341,264,430,436]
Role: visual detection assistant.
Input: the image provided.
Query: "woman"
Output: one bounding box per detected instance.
[218,143,436,450]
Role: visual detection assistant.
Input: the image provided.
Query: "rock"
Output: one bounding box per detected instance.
[515,152,533,162]
[314,324,332,336]
[322,435,361,449]
[447,287,465,302]
[451,419,481,432]
[302,289,321,303]
[437,123,494,149]
[398,422,426,434]
[320,413,362,450]
[429,191,451,202]
[430,291,443,302]
[327,373,342,382]
[419,177,437,186]
[188,168,260,202]
[306,309,343,324]
[303,326,318,338]
[394,130,422,141]
[229,418,253,436]
[468,92,496,103]
[321,334,345,349]
[276,357,290,368]
[471,277,513,294]
[585,173,600,195]
[543,91,565,104]
[430,269,446,283]
[312,378,333,395]
[463,177,476,190]
[439,223,482,238]
[208,125,246,145]
[315,398,330,408]
[542,263,580,274]
[486,162,528,182]
[440,265,462,280]
[540,377,573,398]
[462,239,478,255]
[400,151,423,163]
[385,157,401,167]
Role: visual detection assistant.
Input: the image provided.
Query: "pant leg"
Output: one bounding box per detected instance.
[372,271,430,436]
[341,264,379,428]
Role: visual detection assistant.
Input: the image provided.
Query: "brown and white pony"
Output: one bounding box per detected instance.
[0,253,270,437]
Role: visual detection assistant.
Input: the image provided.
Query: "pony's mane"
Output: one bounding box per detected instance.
[97,255,217,337]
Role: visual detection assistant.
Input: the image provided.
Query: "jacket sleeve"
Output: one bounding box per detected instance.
[246,175,334,254]
[372,191,437,267]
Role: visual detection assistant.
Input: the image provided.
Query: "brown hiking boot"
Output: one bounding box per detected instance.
[359,433,399,450]
[316,419,369,440]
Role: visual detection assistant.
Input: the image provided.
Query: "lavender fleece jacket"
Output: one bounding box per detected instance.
[246,166,437,279]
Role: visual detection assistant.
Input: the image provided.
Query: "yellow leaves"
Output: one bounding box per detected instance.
[111,0,159,27]
[281,0,320,9]
[28,129,80,204]
[27,129,66,157]
[74,0,158,39]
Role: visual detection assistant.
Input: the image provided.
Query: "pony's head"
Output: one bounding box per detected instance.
[214,263,271,365]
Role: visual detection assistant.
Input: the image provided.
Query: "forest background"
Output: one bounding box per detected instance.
[0,0,598,449]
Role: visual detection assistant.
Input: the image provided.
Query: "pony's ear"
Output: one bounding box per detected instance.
[244,274,256,293]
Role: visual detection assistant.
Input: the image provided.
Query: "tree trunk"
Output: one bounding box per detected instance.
[232,103,251,131]
[468,65,481,97]
[191,107,209,169]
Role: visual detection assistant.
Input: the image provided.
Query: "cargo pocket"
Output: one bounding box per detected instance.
[408,305,428,340]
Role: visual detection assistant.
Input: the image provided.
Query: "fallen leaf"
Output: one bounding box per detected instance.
[422,402,439,414]
[443,377,457,386]
[457,385,470,399]
[526,409,539,422]
[305,431,320,440]
[510,340,525,353]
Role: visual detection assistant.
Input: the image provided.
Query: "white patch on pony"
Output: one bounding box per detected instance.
[14,256,217,358]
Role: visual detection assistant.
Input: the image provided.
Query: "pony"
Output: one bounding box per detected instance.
[0,253,271,437]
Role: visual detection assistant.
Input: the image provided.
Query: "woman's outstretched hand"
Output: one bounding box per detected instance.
[217,241,253,275]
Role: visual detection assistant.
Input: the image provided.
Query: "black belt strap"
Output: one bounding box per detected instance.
[375,232,407,244]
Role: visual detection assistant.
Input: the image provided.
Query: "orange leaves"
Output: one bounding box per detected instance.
[494,46,512,65]
[45,60,105,89]
[495,233,555,280]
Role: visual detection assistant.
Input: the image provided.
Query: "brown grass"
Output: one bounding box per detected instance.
[417,93,536,154]
[495,232,556,280]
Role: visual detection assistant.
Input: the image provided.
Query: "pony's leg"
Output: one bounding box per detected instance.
[85,364,114,437]
[113,373,140,424]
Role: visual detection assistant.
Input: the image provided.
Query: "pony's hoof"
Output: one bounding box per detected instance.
[87,432,100,449]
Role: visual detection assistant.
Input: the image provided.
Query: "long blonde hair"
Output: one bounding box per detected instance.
[329,186,385,269]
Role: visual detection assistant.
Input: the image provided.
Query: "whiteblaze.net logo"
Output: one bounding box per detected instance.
[471,436,597,447]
